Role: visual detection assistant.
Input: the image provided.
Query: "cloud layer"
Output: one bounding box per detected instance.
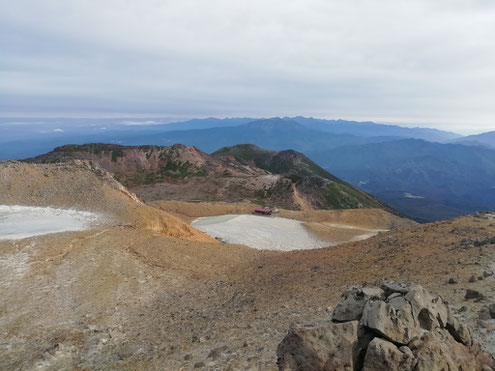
[1,0,494,132]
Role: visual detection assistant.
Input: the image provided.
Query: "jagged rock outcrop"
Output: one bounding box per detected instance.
[277,282,495,371]
[332,286,385,322]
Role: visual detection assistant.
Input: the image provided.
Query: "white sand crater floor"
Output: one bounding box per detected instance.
[192,214,332,251]
[0,205,103,240]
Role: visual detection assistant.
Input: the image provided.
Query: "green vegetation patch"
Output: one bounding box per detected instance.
[111,148,125,162]
[159,160,207,179]
[114,160,208,186]
[217,145,271,163]
[301,157,340,181]
[319,182,379,209]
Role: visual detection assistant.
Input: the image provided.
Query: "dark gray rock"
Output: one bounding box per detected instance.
[465,289,484,301]
[489,304,495,319]
[332,285,385,322]
[381,281,412,296]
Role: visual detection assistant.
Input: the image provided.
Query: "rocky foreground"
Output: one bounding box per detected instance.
[1,161,495,370]
[278,281,495,370]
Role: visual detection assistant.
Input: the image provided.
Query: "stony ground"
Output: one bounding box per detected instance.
[1,163,494,370]
[1,212,494,370]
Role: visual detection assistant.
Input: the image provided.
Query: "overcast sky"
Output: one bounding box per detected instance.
[1,0,494,133]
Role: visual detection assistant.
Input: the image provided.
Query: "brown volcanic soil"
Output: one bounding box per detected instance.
[1,163,495,370]
[0,161,214,242]
[1,213,494,370]
[135,174,285,205]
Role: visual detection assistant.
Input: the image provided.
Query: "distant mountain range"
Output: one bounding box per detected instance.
[0,116,461,160]
[134,118,401,153]
[27,143,388,211]
[280,117,461,142]
[3,116,495,221]
[450,131,495,149]
[306,139,495,222]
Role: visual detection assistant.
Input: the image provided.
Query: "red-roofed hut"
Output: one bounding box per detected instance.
[253,207,272,216]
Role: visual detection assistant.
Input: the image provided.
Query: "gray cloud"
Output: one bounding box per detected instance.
[1,0,495,133]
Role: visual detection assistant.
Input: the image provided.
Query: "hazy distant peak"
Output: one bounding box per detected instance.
[245,117,308,130]
[452,130,495,149]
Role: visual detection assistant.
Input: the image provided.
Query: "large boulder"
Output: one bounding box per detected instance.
[361,297,418,345]
[404,285,449,329]
[277,282,495,371]
[411,328,489,371]
[276,321,359,371]
[445,310,472,346]
[362,337,415,371]
[332,286,385,322]
[360,284,455,345]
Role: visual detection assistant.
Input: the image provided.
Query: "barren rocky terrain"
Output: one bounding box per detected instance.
[27,143,388,212]
[1,161,494,370]
[0,160,213,242]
